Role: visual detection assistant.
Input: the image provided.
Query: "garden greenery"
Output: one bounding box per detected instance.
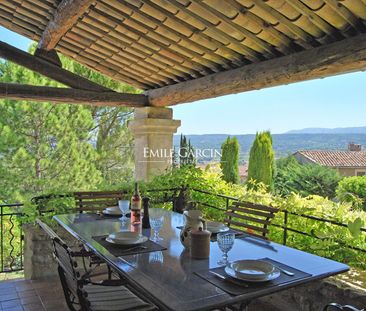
[145,166,366,269]
[337,176,366,210]
[274,155,342,198]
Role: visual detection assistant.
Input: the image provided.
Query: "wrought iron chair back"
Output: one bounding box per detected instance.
[73,191,127,213]
[225,201,278,239]
[36,219,83,310]
[323,303,364,311]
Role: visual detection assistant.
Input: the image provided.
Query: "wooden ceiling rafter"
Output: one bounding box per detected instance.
[137,0,246,66]
[194,0,284,56]
[248,0,319,49]
[166,0,266,61]
[68,19,191,83]
[120,0,244,67]
[0,41,148,107]
[286,0,340,40]
[84,8,216,77]
[0,83,148,107]
[223,0,297,51]
[147,32,366,107]
[73,19,203,79]
[1,0,366,105]
[92,2,223,74]
[38,0,96,51]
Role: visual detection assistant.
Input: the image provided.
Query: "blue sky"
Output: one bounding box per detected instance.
[1,26,366,134]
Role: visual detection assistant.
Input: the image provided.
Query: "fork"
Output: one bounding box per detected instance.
[209,271,248,287]
[273,265,295,276]
[123,245,148,252]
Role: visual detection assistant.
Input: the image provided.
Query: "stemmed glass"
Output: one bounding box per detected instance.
[118,200,130,223]
[217,232,235,265]
[149,209,165,242]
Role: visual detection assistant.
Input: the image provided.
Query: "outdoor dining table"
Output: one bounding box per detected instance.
[54,209,349,311]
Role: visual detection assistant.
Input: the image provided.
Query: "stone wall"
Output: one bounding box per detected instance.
[257,274,366,311]
[23,223,79,280]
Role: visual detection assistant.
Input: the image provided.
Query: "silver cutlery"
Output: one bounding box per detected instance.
[123,245,148,252]
[209,270,248,287]
[274,265,295,276]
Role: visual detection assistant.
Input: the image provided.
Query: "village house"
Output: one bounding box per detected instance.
[294,143,366,177]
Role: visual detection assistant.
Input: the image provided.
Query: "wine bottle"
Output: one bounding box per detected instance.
[131,182,141,224]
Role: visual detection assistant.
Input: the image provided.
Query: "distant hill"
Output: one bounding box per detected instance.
[174,133,366,163]
[286,126,366,134]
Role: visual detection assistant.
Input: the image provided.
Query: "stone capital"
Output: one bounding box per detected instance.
[129,107,181,181]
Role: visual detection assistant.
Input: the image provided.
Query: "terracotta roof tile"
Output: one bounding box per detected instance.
[295,150,366,168]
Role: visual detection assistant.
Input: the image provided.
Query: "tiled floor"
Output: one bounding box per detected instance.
[0,277,68,311]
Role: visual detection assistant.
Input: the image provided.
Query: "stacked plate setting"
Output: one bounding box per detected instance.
[106,232,148,245]
[225,260,280,282]
[206,221,230,234]
[102,206,122,216]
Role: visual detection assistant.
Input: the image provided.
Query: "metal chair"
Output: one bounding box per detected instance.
[36,219,112,280]
[323,303,364,311]
[52,236,156,311]
[225,201,278,239]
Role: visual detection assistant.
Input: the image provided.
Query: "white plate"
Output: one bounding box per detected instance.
[106,206,119,212]
[107,232,148,245]
[207,226,230,233]
[206,221,230,233]
[102,209,122,216]
[225,264,280,282]
[105,235,148,245]
[228,260,275,280]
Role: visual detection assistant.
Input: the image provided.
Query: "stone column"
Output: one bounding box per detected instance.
[129,107,181,181]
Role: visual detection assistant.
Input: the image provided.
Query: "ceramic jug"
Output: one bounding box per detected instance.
[180,209,206,248]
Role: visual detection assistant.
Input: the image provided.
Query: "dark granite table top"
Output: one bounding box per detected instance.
[54,210,349,311]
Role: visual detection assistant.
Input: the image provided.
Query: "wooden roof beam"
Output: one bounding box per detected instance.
[147,33,366,106]
[0,41,111,92]
[0,83,148,107]
[38,0,95,51]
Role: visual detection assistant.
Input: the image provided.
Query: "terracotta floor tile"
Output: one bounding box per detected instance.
[19,296,40,306]
[0,294,18,303]
[16,291,35,299]
[1,299,21,309]
[2,306,23,311]
[22,303,44,311]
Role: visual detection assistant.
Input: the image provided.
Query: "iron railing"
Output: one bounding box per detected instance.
[0,203,24,273]
[1,186,365,273]
[188,188,366,255]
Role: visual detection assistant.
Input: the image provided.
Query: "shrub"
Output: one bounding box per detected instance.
[247,131,275,190]
[274,156,341,198]
[336,176,366,210]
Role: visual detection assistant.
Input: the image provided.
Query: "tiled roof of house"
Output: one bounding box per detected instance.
[294,150,366,168]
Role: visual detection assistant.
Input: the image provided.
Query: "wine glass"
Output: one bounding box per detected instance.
[149,209,164,242]
[217,232,235,265]
[118,200,130,223]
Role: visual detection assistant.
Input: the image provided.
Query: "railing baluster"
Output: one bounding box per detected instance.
[1,205,3,272]
[283,210,288,246]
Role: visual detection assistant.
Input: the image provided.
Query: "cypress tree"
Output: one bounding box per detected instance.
[179,134,195,166]
[220,136,240,184]
[247,131,275,190]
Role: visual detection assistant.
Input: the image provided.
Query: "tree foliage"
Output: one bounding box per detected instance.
[179,134,195,166]
[336,176,366,210]
[274,156,341,198]
[0,44,137,202]
[247,131,275,190]
[220,136,240,184]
